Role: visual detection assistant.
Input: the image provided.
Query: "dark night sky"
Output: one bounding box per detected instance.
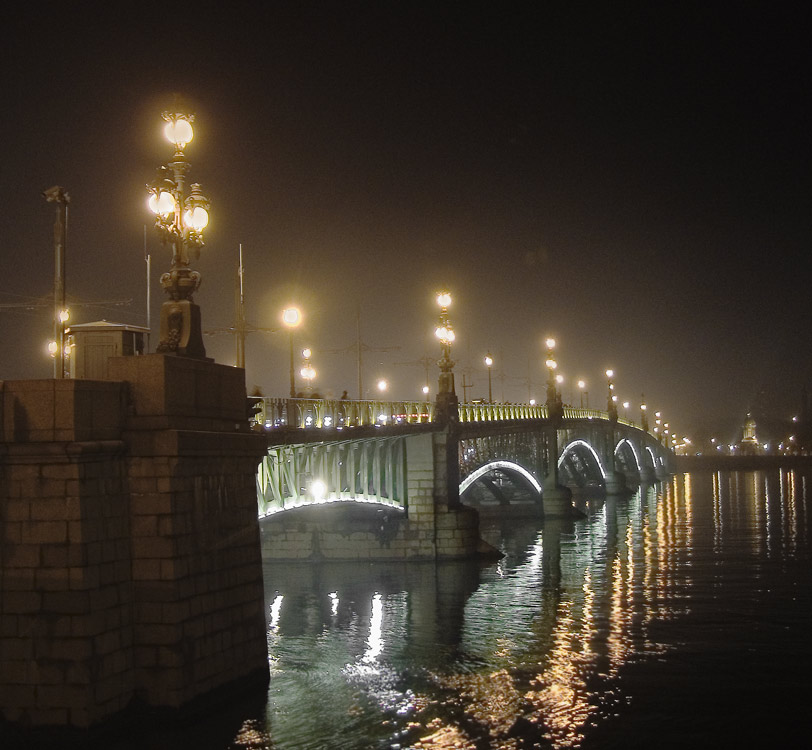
[2,3,810,441]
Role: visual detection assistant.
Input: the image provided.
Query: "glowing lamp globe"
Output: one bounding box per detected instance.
[148,191,175,217]
[282,307,301,327]
[164,117,194,148]
[183,206,209,232]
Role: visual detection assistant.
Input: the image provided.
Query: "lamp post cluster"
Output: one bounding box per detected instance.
[147,107,210,359]
[434,292,456,390]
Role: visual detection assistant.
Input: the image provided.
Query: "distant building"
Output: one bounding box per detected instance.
[737,411,761,455]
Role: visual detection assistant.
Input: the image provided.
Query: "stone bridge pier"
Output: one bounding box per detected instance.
[0,356,269,736]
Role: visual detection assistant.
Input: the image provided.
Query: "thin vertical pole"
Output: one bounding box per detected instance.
[144,225,151,353]
[356,307,363,400]
[45,187,69,378]
[289,329,296,398]
[236,244,246,369]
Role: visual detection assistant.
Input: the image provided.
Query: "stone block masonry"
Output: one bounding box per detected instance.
[0,355,269,735]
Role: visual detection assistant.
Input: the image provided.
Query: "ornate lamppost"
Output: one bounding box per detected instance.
[605,369,618,421]
[434,291,457,418]
[544,338,563,419]
[484,353,493,403]
[300,348,316,396]
[640,395,649,432]
[282,306,301,398]
[542,337,570,512]
[147,107,210,358]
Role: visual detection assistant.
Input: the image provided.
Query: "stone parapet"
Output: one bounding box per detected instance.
[1,379,126,443]
[108,354,248,432]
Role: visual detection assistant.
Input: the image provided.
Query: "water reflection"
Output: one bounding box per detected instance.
[105,469,809,749]
[249,471,809,749]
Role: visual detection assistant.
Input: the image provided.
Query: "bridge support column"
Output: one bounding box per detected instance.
[404,430,484,560]
[600,423,628,495]
[542,426,573,518]
[0,357,269,734]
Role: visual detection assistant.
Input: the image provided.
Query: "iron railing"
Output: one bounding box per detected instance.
[253,398,642,432]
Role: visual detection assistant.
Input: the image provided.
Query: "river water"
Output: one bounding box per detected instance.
[124,469,811,748]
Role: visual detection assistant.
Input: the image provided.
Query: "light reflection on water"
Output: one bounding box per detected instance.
[113,469,812,749]
[257,470,810,749]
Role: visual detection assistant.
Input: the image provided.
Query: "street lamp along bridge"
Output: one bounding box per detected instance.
[147,104,211,359]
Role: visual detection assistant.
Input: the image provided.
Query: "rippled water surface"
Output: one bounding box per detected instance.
[121,470,812,748]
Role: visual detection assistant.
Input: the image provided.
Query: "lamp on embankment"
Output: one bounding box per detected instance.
[147,105,210,358]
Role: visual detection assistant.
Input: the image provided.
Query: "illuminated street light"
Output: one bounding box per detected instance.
[484,353,493,403]
[544,337,562,417]
[282,306,302,397]
[606,369,617,421]
[422,384,430,401]
[147,105,211,358]
[578,379,588,409]
[300,348,316,395]
[434,291,456,400]
[377,378,388,393]
[640,396,649,432]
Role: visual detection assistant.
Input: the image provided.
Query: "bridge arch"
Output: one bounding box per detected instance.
[644,445,659,472]
[459,460,542,504]
[614,438,642,474]
[558,438,606,487]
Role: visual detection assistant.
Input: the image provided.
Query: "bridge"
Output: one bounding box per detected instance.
[252,394,673,562]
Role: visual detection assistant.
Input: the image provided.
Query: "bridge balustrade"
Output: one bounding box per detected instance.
[255,398,641,431]
[258,398,435,429]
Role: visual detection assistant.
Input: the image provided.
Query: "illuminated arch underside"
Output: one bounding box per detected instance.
[459,460,542,496]
[558,439,606,479]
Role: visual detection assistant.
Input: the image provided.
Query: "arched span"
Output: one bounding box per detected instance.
[459,460,542,496]
[615,438,642,471]
[558,439,606,480]
[645,446,659,470]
